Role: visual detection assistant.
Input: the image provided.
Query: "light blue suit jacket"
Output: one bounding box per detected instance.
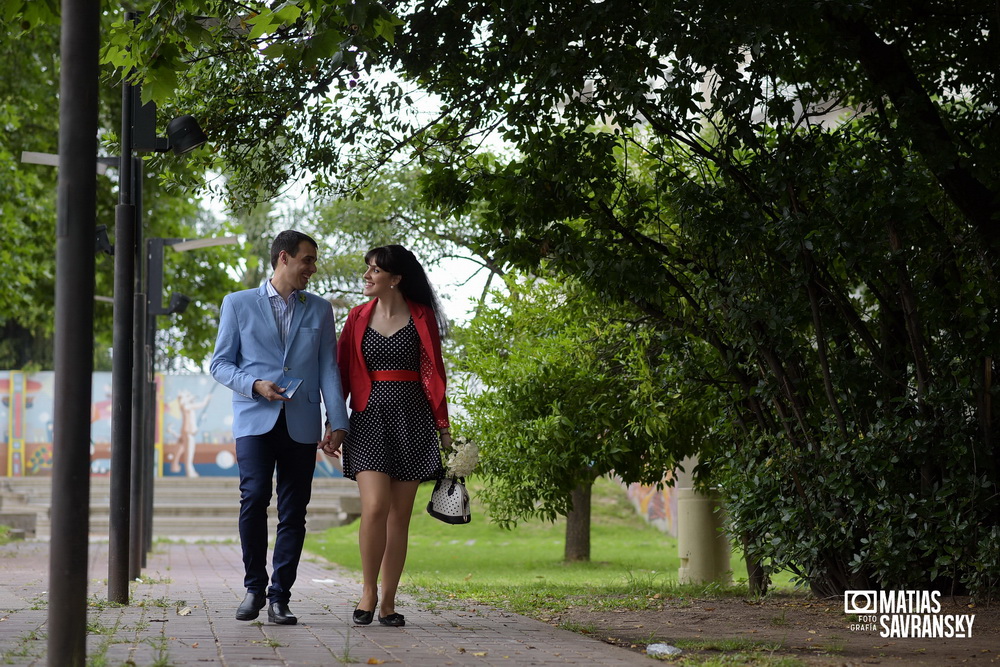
[210,283,349,443]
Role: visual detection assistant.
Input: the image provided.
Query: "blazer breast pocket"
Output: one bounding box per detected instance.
[292,327,319,350]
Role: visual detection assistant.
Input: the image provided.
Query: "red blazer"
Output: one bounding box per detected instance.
[336,298,450,429]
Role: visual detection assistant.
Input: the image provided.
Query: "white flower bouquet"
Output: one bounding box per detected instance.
[443,435,479,478]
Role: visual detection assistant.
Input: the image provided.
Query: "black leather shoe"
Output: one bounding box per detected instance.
[235,592,266,621]
[267,602,298,625]
[378,613,405,627]
[353,600,376,626]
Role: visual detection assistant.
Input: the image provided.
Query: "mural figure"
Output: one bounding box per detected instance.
[90,385,112,424]
[166,389,212,477]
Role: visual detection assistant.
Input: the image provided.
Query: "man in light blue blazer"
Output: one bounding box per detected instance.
[211,230,349,625]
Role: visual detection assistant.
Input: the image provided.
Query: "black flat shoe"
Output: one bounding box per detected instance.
[378,613,405,627]
[267,602,298,625]
[353,598,376,625]
[235,591,266,621]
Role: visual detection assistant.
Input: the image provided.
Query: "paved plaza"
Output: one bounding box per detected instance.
[0,540,650,666]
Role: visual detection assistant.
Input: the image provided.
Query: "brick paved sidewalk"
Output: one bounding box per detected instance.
[0,540,650,666]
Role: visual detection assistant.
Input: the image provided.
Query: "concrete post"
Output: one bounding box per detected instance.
[674,455,731,585]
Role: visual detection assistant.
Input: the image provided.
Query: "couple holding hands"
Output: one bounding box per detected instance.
[210,230,452,628]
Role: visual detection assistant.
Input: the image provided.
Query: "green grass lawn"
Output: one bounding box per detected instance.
[304,477,801,614]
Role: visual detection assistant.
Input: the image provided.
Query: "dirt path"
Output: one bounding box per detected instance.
[551,593,999,665]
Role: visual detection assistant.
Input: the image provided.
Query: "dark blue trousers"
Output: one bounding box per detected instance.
[235,411,316,604]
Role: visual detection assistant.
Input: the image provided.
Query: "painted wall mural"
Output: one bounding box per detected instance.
[623,475,679,537]
[0,371,344,479]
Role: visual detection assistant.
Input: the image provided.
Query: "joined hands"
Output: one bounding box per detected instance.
[319,425,346,457]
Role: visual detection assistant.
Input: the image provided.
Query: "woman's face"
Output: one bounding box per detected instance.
[362,261,399,298]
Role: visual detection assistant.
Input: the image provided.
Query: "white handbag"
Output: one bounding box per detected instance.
[427,476,471,524]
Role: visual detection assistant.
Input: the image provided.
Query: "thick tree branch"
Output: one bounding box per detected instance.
[826,12,1000,247]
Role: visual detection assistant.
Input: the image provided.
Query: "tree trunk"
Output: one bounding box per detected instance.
[564,481,592,562]
[742,533,769,597]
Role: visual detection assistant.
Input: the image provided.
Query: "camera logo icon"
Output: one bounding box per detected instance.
[844,590,878,614]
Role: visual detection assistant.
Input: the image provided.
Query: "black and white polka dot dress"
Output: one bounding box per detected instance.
[342,318,443,482]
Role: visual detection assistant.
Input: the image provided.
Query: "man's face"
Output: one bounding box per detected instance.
[279,240,318,291]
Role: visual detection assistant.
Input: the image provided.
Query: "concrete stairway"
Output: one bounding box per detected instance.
[0,476,361,540]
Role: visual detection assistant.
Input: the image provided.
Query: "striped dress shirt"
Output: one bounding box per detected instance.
[264,279,297,347]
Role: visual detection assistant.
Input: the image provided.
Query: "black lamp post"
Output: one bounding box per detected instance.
[107,21,208,600]
[49,0,99,663]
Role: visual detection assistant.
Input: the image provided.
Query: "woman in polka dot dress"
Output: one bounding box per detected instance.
[323,245,452,628]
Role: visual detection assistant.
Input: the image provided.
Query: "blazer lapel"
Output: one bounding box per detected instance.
[284,293,307,354]
[255,284,283,352]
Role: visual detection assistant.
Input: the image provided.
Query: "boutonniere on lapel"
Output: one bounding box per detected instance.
[298,293,307,304]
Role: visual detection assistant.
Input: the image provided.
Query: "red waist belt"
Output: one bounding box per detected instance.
[369,370,420,382]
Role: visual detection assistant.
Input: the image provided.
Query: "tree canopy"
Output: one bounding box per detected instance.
[456,276,715,550]
[0,17,63,368]
[106,2,1000,240]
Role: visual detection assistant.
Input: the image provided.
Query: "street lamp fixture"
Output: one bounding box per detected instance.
[164,293,191,315]
[21,150,111,175]
[171,235,239,252]
[95,225,114,255]
[148,235,238,315]
[132,97,208,156]
[165,115,208,155]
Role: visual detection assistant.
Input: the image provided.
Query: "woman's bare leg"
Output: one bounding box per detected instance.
[355,471,392,610]
[379,479,420,616]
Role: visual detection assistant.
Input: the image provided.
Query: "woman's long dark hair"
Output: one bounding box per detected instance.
[365,245,448,336]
